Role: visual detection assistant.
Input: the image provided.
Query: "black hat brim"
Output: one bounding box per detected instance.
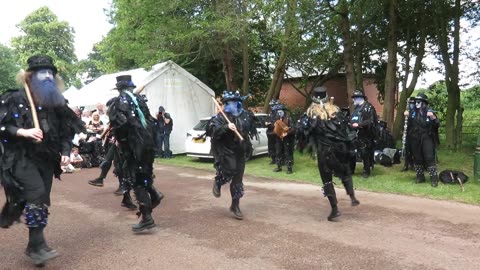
[27,65,58,75]
[115,82,136,90]
[414,98,428,104]
[222,97,242,103]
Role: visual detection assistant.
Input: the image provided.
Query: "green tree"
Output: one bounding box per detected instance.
[77,43,107,84]
[10,7,78,87]
[262,0,299,112]
[461,85,480,110]
[101,0,275,105]
[425,81,448,122]
[0,44,19,92]
[392,0,432,140]
[431,0,479,149]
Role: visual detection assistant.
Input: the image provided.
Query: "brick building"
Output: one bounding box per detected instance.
[278,74,385,119]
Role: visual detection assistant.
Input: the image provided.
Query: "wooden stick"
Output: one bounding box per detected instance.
[451,172,465,192]
[22,72,40,129]
[133,85,146,94]
[211,97,244,141]
[20,71,41,143]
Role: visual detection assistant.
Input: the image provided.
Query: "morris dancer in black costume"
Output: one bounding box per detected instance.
[350,90,377,178]
[88,124,137,210]
[209,91,258,220]
[304,90,360,221]
[404,93,440,187]
[107,75,163,231]
[271,101,296,174]
[0,55,85,266]
[265,99,279,165]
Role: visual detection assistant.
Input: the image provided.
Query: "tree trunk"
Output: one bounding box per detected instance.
[339,0,356,111]
[354,10,364,90]
[262,0,296,112]
[392,20,427,140]
[240,0,249,98]
[222,43,237,90]
[434,0,462,150]
[382,0,398,128]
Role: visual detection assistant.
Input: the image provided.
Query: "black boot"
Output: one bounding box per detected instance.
[327,205,341,221]
[269,156,276,165]
[212,181,221,198]
[416,174,426,183]
[414,164,425,183]
[88,177,104,187]
[113,186,123,196]
[230,199,243,220]
[132,206,155,232]
[342,176,360,206]
[431,175,439,187]
[427,166,439,187]
[149,186,164,209]
[88,160,112,187]
[350,195,360,206]
[286,160,293,174]
[273,165,282,172]
[323,182,341,221]
[361,169,370,178]
[121,193,137,210]
[26,227,58,267]
[401,164,409,172]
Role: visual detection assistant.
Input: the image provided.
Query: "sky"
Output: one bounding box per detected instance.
[0,1,478,89]
[0,0,113,60]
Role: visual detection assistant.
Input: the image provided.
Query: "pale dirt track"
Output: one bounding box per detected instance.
[1,163,480,270]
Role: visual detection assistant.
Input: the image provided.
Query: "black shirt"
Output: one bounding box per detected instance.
[157,113,173,134]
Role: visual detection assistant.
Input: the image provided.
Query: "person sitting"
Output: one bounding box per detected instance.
[70,147,84,168]
[61,147,83,173]
[87,112,104,135]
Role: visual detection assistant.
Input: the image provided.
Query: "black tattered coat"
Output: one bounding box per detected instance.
[106,91,156,181]
[208,110,258,178]
[0,88,85,227]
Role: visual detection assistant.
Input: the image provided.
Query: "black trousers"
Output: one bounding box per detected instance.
[275,135,294,166]
[316,143,355,205]
[14,156,54,206]
[356,137,374,173]
[267,131,276,159]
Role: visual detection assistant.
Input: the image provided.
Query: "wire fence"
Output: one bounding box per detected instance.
[438,125,479,148]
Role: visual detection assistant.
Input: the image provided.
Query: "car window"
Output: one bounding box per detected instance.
[254,116,266,128]
[193,119,209,131]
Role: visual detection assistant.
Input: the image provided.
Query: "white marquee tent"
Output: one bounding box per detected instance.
[66,68,150,109]
[62,86,78,102]
[137,61,215,154]
[67,61,215,154]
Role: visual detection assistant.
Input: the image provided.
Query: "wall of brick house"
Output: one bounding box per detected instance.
[362,78,384,120]
[278,75,385,119]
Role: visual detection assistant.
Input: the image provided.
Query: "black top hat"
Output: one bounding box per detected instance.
[414,93,429,104]
[312,86,327,99]
[351,89,366,98]
[115,75,136,90]
[26,54,58,75]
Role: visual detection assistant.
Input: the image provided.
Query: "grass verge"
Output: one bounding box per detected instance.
[158,147,480,205]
